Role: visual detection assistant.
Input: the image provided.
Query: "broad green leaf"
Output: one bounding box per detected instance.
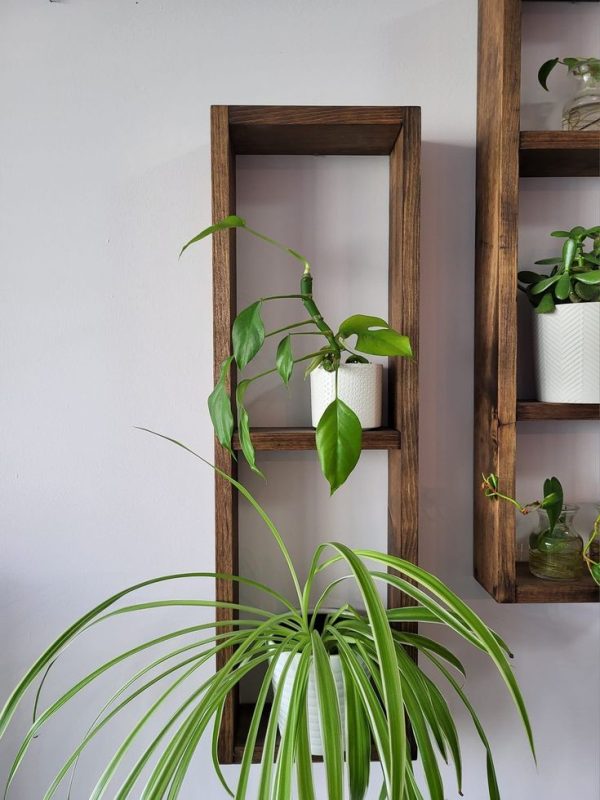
[574,282,600,301]
[236,381,263,476]
[538,57,559,91]
[232,302,265,370]
[518,270,546,283]
[316,399,362,493]
[208,357,234,454]
[542,477,563,535]
[180,215,246,257]
[275,334,294,386]
[338,314,412,358]
[534,292,555,314]
[574,270,600,284]
[555,272,572,300]
[530,274,560,294]
[562,237,576,271]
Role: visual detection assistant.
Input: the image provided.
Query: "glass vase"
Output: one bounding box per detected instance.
[562,60,600,131]
[587,503,600,561]
[529,505,584,581]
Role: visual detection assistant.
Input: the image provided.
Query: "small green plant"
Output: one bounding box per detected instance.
[538,57,600,91]
[518,226,600,313]
[181,215,413,493]
[482,473,600,585]
[0,436,535,800]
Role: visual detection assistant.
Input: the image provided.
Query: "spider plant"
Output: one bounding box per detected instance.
[180,215,412,493]
[1,435,534,800]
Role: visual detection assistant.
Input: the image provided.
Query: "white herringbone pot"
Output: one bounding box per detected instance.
[271,650,346,756]
[533,303,600,403]
[310,362,382,428]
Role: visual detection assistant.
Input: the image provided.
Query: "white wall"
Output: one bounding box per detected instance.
[1,1,598,798]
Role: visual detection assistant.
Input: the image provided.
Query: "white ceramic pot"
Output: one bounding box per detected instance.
[532,303,600,403]
[310,363,383,428]
[271,651,345,756]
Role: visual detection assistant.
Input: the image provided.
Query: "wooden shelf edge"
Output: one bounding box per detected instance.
[515,562,599,603]
[232,427,401,451]
[517,401,600,421]
[519,131,600,177]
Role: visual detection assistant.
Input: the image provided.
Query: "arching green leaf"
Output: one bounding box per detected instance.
[275,334,294,386]
[316,399,362,494]
[208,357,234,454]
[232,302,264,370]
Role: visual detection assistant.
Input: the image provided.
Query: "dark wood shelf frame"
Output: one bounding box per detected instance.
[212,105,421,762]
[474,0,599,604]
[520,131,600,177]
[515,563,599,603]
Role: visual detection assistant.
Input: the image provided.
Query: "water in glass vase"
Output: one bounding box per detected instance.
[529,505,584,581]
[562,59,600,131]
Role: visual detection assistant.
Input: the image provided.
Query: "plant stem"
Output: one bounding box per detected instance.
[245,351,336,384]
[265,320,316,338]
[300,274,341,361]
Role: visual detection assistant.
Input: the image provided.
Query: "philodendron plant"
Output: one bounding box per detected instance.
[538,57,600,91]
[180,215,412,493]
[518,226,600,313]
[482,473,600,585]
[1,435,534,800]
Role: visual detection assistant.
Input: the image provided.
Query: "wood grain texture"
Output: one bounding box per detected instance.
[228,105,407,155]
[211,105,238,764]
[515,562,599,603]
[473,0,521,603]
[520,131,600,177]
[388,108,420,628]
[517,401,600,421]
[232,427,401,451]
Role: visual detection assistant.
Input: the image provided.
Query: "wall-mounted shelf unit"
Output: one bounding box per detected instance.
[474,0,600,604]
[211,105,420,762]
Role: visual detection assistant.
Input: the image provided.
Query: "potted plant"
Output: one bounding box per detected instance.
[518,225,600,403]
[538,57,600,131]
[1,436,534,799]
[481,473,600,585]
[180,215,413,493]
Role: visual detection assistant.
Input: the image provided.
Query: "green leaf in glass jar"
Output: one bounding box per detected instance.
[316,398,362,494]
[232,301,265,370]
[538,58,559,91]
[275,334,294,386]
[555,272,572,300]
[541,477,563,536]
[208,356,235,454]
[590,562,600,587]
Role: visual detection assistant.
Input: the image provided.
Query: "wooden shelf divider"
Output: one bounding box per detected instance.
[212,105,421,762]
[474,0,599,605]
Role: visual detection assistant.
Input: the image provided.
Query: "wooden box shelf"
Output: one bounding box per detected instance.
[211,105,420,762]
[474,0,599,604]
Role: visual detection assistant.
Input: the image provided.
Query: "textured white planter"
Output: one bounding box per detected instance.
[533,303,600,403]
[310,363,382,428]
[271,651,345,756]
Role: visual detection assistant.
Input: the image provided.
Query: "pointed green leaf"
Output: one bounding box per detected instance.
[232,302,264,370]
[316,399,362,493]
[338,314,412,358]
[538,58,559,91]
[180,215,246,258]
[207,357,234,454]
[542,477,563,535]
[275,334,294,386]
[236,380,263,476]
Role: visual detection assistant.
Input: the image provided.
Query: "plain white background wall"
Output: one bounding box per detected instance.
[1,1,598,798]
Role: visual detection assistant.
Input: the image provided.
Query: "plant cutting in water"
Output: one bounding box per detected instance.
[481,473,600,585]
[0,434,534,800]
[538,57,600,92]
[180,215,413,493]
[518,226,600,314]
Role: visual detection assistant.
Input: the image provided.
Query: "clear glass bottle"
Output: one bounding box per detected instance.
[529,505,584,581]
[562,59,600,131]
[587,503,600,561]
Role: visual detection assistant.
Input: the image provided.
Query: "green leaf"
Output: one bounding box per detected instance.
[534,258,562,266]
[574,282,600,301]
[236,381,263,476]
[207,357,234,454]
[574,270,600,284]
[342,658,370,800]
[590,562,600,586]
[180,215,246,258]
[562,237,577,272]
[530,274,561,295]
[232,302,265,370]
[555,272,572,300]
[534,293,555,314]
[538,58,559,91]
[542,477,563,535]
[338,314,412,358]
[518,271,546,283]
[275,334,294,386]
[311,632,343,800]
[316,399,362,493]
[550,230,570,238]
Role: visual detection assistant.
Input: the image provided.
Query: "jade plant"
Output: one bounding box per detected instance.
[0,435,535,799]
[180,215,412,493]
[482,473,600,585]
[518,226,600,313]
[538,57,600,92]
